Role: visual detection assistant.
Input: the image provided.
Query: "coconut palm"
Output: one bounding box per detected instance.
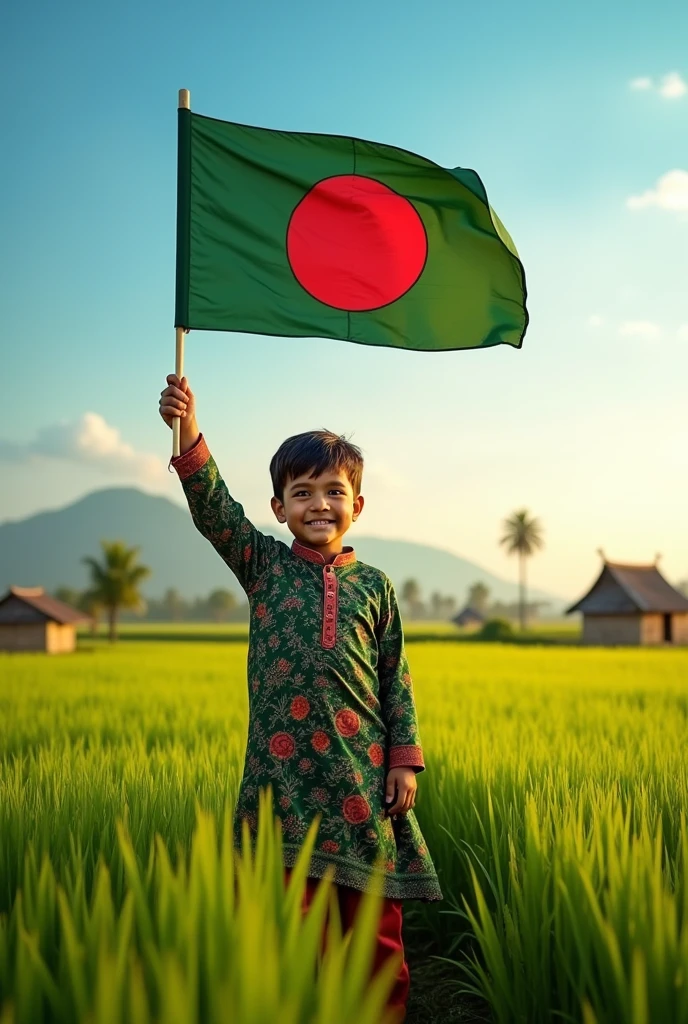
[499,509,545,631]
[82,541,151,642]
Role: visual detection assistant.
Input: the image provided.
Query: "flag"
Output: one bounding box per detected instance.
[175,110,528,352]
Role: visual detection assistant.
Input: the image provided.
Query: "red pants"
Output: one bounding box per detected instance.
[285,868,410,1020]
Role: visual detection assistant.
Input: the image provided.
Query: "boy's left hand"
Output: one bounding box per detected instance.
[384,767,417,817]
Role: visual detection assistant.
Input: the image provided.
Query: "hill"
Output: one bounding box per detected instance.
[0,487,567,612]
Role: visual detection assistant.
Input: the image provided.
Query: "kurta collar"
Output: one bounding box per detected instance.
[291,539,357,567]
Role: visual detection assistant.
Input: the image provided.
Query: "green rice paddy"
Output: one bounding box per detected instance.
[1,635,686,1022]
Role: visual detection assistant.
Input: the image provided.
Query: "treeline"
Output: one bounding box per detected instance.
[136,587,248,622]
[54,585,248,624]
[399,579,457,621]
[400,578,551,622]
[52,510,578,642]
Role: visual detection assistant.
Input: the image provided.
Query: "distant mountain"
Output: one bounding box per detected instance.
[0,487,567,613]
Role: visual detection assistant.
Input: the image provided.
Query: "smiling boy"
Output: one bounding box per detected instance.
[160,373,442,1018]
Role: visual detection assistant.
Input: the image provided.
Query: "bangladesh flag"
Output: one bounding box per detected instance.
[175,110,528,352]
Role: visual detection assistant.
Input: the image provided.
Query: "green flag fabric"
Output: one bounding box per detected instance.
[175,110,528,352]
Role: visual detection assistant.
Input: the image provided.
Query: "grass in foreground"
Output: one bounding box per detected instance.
[0,786,402,1024]
[2,640,687,1022]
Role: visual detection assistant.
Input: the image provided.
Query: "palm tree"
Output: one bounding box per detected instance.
[499,510,545,631]
[82,541,151,642]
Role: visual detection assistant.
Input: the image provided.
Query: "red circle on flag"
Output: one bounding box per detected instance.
[286,175,427,312]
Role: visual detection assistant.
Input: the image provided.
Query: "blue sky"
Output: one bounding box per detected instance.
[3,0,687,600]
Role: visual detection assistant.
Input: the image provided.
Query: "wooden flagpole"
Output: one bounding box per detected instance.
[173,324,185,458]
[173,88,191,459]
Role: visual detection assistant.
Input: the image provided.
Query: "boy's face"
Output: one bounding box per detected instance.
[271,467,364,554]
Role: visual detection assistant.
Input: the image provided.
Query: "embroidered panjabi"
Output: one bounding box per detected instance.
[171,434,443,901]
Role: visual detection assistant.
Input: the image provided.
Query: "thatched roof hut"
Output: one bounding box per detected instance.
[0,586,90,653]
[567,559,688,646]
[453,606,486,629]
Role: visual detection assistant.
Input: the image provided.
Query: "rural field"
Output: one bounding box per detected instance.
[1,632,687,1023]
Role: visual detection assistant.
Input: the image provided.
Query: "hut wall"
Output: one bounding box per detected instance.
[640,614,664,645]
[582,615,641,646]
[639,613,688,645]
[673,614,688,645]
[0,623,47,652]
[46,622,77,653]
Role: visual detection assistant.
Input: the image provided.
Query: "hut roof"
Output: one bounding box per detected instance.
[567,562,688,615]
[453,606,486,626]
[0,586,91,625]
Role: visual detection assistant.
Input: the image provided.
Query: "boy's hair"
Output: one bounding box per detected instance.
[270,430,364,501]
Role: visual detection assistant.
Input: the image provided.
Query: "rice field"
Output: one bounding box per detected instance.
[1,636,687,1022]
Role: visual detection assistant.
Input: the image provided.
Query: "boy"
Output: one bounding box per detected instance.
[160,374,442,1019]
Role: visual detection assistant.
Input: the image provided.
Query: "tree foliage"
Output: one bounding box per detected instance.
[82,540,151,642]
[499,509,545,631]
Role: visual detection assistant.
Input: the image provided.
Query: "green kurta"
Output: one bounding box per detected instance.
[172,435,443,902]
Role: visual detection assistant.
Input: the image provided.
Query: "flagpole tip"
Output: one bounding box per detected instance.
[178,89,190,110]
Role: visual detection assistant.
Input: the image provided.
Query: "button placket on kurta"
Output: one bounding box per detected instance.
[290,541,355,651]
[323,564,337,649]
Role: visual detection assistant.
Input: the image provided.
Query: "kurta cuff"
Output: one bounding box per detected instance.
[389,745,425,772]
[169,433,210,480]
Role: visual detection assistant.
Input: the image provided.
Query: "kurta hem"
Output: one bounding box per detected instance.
[281,844,444,902]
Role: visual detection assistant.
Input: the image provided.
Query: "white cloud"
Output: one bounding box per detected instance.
[677,324,688,341]
[627,169,688,212]
[587,314,604,328]
[0,413,167,481]
[618,321,662,341]
[659,72,687,99]
[629,72,686,98]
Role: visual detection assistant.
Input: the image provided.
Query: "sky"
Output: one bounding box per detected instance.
[2,0,687,601]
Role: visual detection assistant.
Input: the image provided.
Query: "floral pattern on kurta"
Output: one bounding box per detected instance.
[171,434,443,902]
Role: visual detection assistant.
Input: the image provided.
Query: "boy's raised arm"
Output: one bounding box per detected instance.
[377,578,426,773]
[160,374,277,593]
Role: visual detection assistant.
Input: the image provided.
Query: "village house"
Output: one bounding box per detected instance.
[0,586,91,653]
[567,557,688,646]
[452,606,486,629]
